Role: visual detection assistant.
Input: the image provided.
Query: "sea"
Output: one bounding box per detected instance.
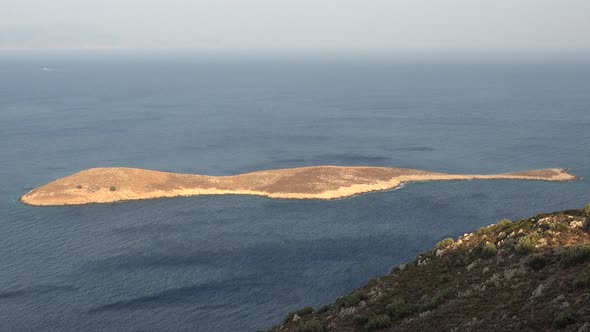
[0,50,589,331]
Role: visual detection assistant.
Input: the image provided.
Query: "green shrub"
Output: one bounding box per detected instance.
[298,319,326,332]
[109,185,117,192]
[481,242,497,258]
[438,254,473,272]
[497,218,511,228]
[365,314,391,330]
[416,251,434,264]
[284,306,314,323]
[436,238,455,250]
[526,254,547,271]
[552,309,577,328]
[583,204,590,216]
[386,297,417,320]
[422,288,455,310]
[549,222,569,232]
[315,305,329,314]
[352,314,369,325]
[479,219,511,235]
[561,244,590,267]
[368,277,379,287]
[439,274,452,283]
[336,290,368,309]
[572,273,590,289]
[515,232,540,254]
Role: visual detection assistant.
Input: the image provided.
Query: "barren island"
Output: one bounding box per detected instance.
[20,166,576,206]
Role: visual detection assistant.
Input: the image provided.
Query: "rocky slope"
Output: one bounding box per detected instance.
[270,205,590,332]
[21,166,575,206]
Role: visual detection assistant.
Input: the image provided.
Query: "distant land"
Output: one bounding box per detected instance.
[21,166,576,206]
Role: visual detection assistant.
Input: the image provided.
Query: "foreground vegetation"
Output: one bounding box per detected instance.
[270,205,590,331]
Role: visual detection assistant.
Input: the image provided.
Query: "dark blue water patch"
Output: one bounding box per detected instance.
[0,54,589,331]
[83,233,423,273]
[0,285,76,300]
[384,146,435,152]
[89,279,268,312]
[308,153,390,165]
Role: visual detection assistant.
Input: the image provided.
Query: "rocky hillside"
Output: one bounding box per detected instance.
[269,205,590,332]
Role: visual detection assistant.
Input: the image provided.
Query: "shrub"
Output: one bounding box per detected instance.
[109,185,117,192]
[497,218,511,228]
[549,222,569,232]
[526,254,547,271]
[76,184,82,189]
[284,306,314,323]
[298,319,325,332]
[552,309,577,328]
[386,297,417,320]
[336,290,368,309]
[422,288,455,310]
[572,273,590,289]
[315,305,329,314]
[515,232,540,254]
[479,219,511,235]
[561,244,590,267]
[481,242,497,258]
[436,238,455,250]
[439,274,452,283]
[352,314,369,325]
[365,314,391,330]
[438,254,470,271]
[368,277,379,287]
[583,204,590,216]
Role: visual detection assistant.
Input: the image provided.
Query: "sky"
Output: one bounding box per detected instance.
[1,0,590,51]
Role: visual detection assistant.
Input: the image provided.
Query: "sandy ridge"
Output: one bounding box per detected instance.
[20,166,576,206]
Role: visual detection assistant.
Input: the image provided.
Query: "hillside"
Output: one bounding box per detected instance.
[270,205,590,332]
[21,166,575,206]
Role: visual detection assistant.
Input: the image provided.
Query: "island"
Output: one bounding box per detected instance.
[21,166,576,206]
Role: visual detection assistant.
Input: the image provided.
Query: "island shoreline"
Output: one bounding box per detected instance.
[20,166,577,206]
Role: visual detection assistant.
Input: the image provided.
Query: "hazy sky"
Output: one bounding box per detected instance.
[2,0,590,50]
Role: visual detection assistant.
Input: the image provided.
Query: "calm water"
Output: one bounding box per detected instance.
[0,52,589,331]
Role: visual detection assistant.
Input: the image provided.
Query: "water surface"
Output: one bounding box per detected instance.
[0,52,589,331]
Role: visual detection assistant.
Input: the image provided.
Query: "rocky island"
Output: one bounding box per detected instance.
[21,166,576,206]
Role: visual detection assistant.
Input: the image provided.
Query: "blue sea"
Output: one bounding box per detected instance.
[0,51,589,331]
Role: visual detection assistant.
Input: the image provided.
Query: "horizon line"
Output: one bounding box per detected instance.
[2,46,590,53]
